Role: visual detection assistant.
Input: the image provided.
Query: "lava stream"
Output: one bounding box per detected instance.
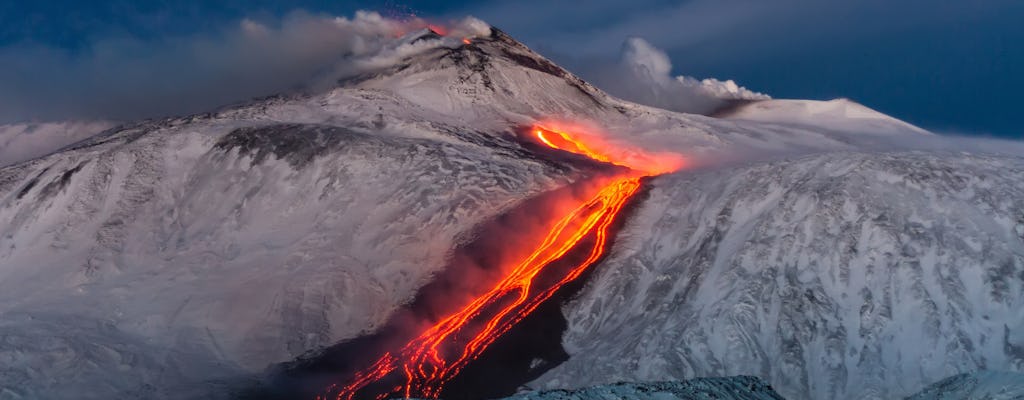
[533,127,620,167]
[322,125,676,400]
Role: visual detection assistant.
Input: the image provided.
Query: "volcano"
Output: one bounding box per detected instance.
[1,20,1023,400]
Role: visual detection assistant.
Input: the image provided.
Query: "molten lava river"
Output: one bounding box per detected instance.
[321,125,683,400]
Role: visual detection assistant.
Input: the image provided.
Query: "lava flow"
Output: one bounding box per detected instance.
[321,125,679,400]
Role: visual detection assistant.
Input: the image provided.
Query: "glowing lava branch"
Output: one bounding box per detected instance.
[324,178,640,400]
[323,125,679,400]
[533,127,618,166]
[533,125,686,175]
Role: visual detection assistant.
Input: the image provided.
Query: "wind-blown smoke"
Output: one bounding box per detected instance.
[585,37,768,115]
[0,11,489,125]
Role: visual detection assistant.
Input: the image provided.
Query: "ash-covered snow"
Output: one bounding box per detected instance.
[906,371,1024,400]
[499,376,784,400]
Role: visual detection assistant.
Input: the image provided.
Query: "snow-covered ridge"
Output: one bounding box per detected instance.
[718,98,929,136]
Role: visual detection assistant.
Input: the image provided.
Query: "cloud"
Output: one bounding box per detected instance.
[0,11,488,124]
[583,37,767,115]
[0,121,115,167]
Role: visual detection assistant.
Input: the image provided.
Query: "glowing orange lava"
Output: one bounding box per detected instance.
[533,125,687,175]
[322,125,678,400]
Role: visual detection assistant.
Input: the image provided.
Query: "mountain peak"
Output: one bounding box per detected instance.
[483,28,572,79]
[341,25,576,85]
[333,25,609,123]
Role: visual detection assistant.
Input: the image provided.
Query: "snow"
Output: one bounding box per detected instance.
[533,152,1024,400]
[906,371,1024,399]
[0,118,578,398]
[719,98,930,136]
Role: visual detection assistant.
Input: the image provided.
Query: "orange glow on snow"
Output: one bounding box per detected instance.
[321,122,685,400]
[462,38,471,45]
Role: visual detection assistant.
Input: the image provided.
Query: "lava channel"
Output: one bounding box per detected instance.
[320,125,678,400]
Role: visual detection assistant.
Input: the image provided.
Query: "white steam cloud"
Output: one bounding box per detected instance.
[591,37,768,115]
[0,11,490,125]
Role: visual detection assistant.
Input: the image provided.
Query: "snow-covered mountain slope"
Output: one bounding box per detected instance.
[0,118,579,399]
[0,17,1018,400]
[718,98,929,136]
[0,121,116,168]
[906,371,1024,399]
[532,151,1024,400]
[500,377,783,400]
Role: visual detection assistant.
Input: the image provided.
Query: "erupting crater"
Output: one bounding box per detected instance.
[320,124,682,400]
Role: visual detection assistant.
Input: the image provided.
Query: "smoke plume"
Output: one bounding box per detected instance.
[585,37,767,115]
[0,11,488,125]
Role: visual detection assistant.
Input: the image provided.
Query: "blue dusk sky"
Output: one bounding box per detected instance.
[1,0,1021,138]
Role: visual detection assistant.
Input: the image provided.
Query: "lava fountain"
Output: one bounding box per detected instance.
[320,124,683,400]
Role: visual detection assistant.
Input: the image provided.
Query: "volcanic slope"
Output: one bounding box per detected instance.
[532,151,1024,399]
[1,17,1021,400]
